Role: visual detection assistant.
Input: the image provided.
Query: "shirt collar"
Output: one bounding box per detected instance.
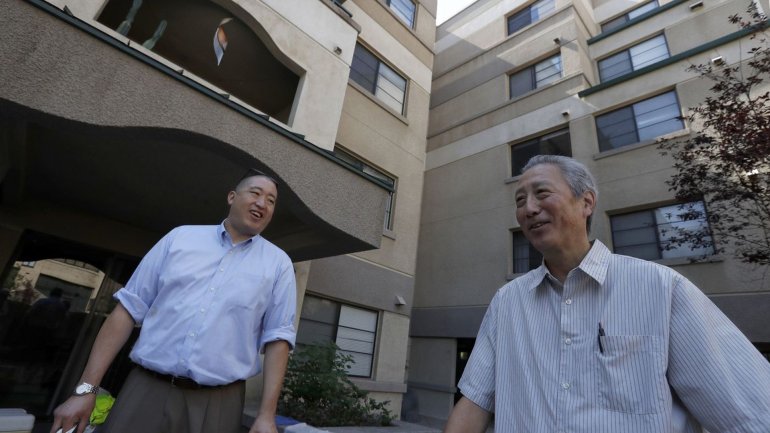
[218,220,261,247]
[526,240,611,291]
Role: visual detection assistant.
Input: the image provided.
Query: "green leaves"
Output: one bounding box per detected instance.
[279,342,394,427]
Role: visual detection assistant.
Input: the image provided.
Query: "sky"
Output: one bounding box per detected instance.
[436,0,477,25]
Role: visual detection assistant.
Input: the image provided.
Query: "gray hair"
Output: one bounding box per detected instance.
[522,155,598,233]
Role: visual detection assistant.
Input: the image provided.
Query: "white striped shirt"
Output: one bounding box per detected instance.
[459,240,770,433]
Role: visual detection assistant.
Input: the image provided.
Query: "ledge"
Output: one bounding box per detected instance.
[580,22,769,97]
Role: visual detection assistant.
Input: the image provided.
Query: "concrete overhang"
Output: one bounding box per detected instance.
[0,1,388,262]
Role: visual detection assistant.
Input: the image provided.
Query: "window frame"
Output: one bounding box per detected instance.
[386,0,416,28]
[509,53,563,99]
[296,295,379,378]
[610,200,716,261]
[506,0,556,36]
[511,230,543,275]
[510,127,572,177]
[600,0,659,33]
[350,43,408,115]
[598,33,670,82]
[595,90,684,152]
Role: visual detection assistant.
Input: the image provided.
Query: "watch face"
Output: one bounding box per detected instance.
[75,383,93,395]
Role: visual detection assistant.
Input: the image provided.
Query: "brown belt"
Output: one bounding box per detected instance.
[136,365,238,390]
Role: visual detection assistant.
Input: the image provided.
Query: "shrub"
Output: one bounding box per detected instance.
[279,342,394,426]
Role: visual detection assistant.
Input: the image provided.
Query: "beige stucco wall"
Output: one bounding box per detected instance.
[55,0,359,151]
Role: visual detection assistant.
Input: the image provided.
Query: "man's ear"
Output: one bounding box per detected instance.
[227,191,236,205]
[582,190,596,217]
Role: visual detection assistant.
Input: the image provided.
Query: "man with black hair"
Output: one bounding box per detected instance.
[52,171,296,433]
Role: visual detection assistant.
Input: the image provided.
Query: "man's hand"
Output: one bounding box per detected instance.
[249,414,277,433]
[50,394,96,433]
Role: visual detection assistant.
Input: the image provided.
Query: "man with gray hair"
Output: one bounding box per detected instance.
[444,155,770,433]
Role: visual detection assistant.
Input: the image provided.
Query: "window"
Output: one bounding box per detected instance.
[333,148,397,231]
[507,0,555,35]
[350,44,407,114]
[511,128,571,176]
[297,295,378,377]
[509,54,562,99]
[611,201,714,260]
[387,0,416,28]
[595,91,683,151]
[598,35,669,82]
[601,0,659,33]
[512,231,543,273]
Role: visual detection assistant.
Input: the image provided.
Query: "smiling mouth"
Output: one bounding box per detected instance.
[529,221,548,230]
[249,210,263,219]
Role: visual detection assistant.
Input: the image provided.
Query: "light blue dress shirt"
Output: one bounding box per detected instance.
[115,223,296,386]
[459,240,770,433]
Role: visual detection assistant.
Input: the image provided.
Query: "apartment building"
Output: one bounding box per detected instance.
[408,0,770,425]
[0,0,434,423]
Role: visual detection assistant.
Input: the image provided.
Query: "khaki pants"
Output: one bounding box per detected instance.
[98,367,245,433]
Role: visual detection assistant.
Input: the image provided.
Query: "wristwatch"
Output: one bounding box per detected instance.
[73,382,99,396]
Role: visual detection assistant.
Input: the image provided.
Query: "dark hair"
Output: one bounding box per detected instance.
[522,155,598,233]
[235,168,279,190]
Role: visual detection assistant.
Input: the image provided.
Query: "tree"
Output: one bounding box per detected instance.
[658,4,770,265]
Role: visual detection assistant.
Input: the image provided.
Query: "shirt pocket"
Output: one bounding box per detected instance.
[226,272,270,312]
[595,335,666,414]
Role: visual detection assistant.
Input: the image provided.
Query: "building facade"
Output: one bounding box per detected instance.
[408,0,770,426]
[1,0,434,424]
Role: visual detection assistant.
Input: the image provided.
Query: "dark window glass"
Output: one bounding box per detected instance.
[510,68,534,99]
[351,44,379,94]
[297,295,378,377]
[511,128,571,176]
[600,0,659,33]
[388,0,416,27]
[510,55,561,99]
[507,0,554,35]
[611,201,714,260]
[596,106,637,150]
[512,231,543,273]
[350,44,407,114]
[599,35,669,82]
[596,91,683,151]
[599,51,632,82]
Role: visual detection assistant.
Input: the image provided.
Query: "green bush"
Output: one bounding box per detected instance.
[279,342,394,426]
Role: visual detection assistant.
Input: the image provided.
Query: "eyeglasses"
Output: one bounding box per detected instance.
[238,168,279,187]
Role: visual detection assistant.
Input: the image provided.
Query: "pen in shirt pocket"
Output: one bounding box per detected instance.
[597,322,606,353]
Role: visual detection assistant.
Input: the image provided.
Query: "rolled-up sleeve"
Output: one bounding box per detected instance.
[259,255,297,353]
[458,291,499,412]
[668,275,770,432]
[114,228,176,324]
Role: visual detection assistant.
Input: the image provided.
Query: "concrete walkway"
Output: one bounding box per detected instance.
[281,420,441,433]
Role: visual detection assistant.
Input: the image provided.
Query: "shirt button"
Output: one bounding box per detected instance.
[200,308,206,313]
[219,268,224,272]
[189,332,196,337]
[562,382,570,390]
[210,287,215,291]
[564,338,572,345]
[565,298,573,305]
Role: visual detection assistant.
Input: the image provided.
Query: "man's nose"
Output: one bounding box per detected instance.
[524,196,541,215]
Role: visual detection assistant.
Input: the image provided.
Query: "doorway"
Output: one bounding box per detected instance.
[0,230,140,419]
